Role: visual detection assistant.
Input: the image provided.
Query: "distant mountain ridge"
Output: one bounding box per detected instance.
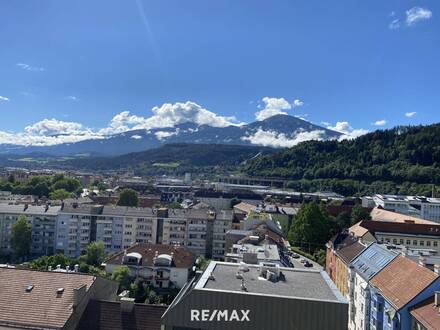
[0,115,341,156]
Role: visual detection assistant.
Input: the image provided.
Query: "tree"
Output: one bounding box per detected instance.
[230,198,242,208]
[351,205,371,225]
[82,241,106,267]
[111,266,132,291]
[288,202,330,252]
[117,188,139,207]
[49,189,73,200]
[11,216,32,260]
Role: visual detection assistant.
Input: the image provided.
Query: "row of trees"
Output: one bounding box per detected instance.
[0,174,82,198]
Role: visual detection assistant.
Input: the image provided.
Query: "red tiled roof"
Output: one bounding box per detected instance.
[371,208,437,225]
[410,296,440,330]
[78,299,167,330]
[105,244,196,269]
[371,256,438,310]
[0,267,96,329]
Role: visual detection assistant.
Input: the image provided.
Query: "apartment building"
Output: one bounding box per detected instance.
[348,243,398,330]
[56,205,233,260]
[365,194,440,223]
[104,243,196,289]
[0,204,60,256]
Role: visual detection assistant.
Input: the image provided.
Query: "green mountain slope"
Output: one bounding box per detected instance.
[243,124,440,196]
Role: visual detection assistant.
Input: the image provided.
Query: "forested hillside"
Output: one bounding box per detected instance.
[244,125,440,196]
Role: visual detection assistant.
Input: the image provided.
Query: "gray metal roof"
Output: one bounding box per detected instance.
[351,242,398,281]
[0,204,60,216]
[200,262,343,302]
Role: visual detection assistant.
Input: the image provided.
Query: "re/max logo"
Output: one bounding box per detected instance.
[190,309,251,322]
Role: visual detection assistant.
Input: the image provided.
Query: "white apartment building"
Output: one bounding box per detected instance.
[56,205,233,260]
[0,204,61,256]
[104,243,196,289]
[365,194,440,223]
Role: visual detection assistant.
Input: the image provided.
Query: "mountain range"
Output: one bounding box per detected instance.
[0,115,341,156]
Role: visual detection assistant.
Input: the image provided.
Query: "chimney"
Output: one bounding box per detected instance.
[434,264,440,275]
[435,291,440,307]
[74,264,79,272]
[401,246,408,257]
[73,285,87,308]
[418,256,427,268]
[120,297,135,313]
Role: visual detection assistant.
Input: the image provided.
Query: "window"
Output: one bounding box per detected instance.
[427,241,431,247]
[420,241,425,246]
[393,239,397,244]
[406,239,411,245]
[413,240,418,246]
[399,239,404,245]
[434,241,438,247]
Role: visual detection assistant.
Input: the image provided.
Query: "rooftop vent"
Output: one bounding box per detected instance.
[25,284,34,292]
[57,288,64,295]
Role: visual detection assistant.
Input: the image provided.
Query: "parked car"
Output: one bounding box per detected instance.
[291,253,300,259]
[300,258,307,264]
[304,261,313,267]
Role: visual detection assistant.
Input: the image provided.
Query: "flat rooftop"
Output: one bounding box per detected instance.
[197,262,344,303]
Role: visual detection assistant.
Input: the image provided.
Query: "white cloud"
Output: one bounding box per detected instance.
[255,97,291,121]
[405,112,417,118]
[65,96,79,102]
[326,121,369,140]
[99,101,240,136]
[241,129,326,148]
[16,63,45,72]
[373,119,387,126]
[389,19,401,30]
[154,130,179,141]
[292,99,304,108]
[255,97,304,121]
[0,96,9,102]
[131,135,143,140]
[406,7,432,26]
[0,119,102,146]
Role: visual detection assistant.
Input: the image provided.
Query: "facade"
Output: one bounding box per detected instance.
[56,205,233,259]
[326,232,366,298]
[104,243,196,289]
[161,261,348,330]
[0,204,60,256]
[370,195,440,223]
[369,255,440,330]
[0,267,118,329]
[349,220,440,254]
[348,243,398,330]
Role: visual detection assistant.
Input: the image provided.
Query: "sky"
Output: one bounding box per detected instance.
[0,0,439,146]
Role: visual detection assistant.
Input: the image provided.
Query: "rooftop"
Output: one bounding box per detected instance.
[105,243,196,269]
[371,255,438,310]
[352,220,440,237]
[78,299,166,330]
[370,207,436,225]
[197,262,344,303]
[0,267,96,329]
[410,296,440,330]
[351,243,398,281]
[0,204,61,216]
[336,241,366,265]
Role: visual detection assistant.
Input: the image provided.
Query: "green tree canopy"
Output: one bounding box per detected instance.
[49,189,73,200]
[81,241,106,267]
[11,216,32,260]
[351,205,372,225]
[117,188,139,207]
[288,202,331,251]
[111,266,132,292]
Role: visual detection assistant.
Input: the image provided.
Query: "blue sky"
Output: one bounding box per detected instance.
[0,0,438,145]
